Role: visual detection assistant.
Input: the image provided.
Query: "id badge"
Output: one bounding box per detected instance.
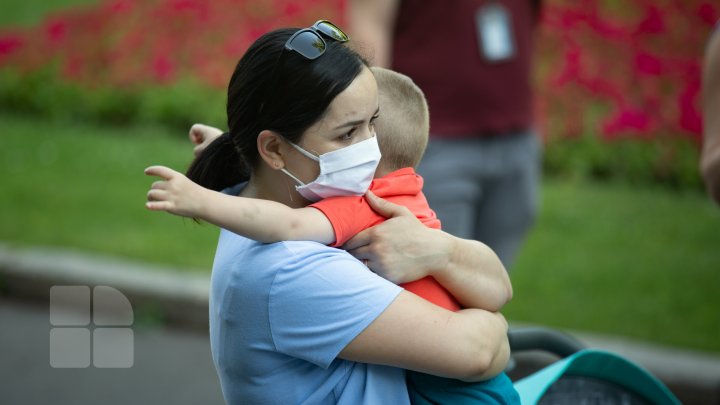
[476,2,516,62]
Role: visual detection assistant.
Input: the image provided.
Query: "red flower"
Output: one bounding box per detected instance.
[0,35,24,58]
[635,52,663,76]
[152,53,175,83]
[635,6,665,35]
[45,20,68,44]
[602,108,651,138]
[697,3,719,26]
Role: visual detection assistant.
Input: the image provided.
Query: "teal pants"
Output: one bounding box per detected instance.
[407,371,521,405]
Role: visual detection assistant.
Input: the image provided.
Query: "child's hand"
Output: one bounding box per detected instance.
[144,165,207,218]
[189,123,223,158]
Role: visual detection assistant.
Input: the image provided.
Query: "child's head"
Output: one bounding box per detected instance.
[370,67,429,175]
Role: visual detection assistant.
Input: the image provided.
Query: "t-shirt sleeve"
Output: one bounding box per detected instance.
[268,241,403,368]
[310,196,385,247]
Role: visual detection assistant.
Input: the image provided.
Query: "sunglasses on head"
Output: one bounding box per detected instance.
[285,20,349,60]
[258,20,349,115]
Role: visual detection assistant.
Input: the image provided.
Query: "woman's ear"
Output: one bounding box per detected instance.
[257,130,287,170]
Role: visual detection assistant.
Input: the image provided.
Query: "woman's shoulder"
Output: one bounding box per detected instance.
[216,230,358,270]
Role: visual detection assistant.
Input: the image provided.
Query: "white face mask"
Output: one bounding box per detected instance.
[280,135,382,202]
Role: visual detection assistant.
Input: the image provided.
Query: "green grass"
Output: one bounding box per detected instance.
[1,112,218,270]
[0,0,98,27]
[507,179,720,352]
[3,112,720,353]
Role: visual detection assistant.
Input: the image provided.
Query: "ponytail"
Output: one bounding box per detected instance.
[186,132,250,191]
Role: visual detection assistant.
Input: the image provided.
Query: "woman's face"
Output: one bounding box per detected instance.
[283,66,379,185]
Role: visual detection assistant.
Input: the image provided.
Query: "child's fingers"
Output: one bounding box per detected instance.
[145,201,173,211]
[189,123,210,145]
[144,165,179,180]
[151,180,168,190]
[146,188,168,202]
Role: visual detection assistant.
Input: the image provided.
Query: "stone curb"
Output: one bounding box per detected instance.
[1,243,719,403]
[0,243,210,331]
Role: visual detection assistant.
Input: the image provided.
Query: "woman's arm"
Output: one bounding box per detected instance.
[344,191,513,312]
[339,290,510,381]
[145,165,335,244]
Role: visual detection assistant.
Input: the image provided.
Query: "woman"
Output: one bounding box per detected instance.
[174,22,512,404]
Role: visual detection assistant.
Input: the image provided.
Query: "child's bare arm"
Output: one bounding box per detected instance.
[144,165,335,244]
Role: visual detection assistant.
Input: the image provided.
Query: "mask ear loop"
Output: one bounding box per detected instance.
[286,140,320,162]
[280,168,306,186]
[278,136,321,187]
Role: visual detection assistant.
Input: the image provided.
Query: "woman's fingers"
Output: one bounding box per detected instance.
[365,190,413,219]
[346,244,371,260]
[343,227,372,251]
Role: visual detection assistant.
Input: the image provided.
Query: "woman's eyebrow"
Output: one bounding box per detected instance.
[333,106,381,130]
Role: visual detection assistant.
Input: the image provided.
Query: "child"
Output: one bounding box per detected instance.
[146,67,519,403]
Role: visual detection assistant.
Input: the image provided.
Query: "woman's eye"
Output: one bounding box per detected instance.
[339,130,355,142]
[369,115,379,132]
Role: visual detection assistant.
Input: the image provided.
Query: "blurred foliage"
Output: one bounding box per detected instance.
[0,66,226,130]
[0,0,97,27]
[543,133,703,190]
[0,0,714,191]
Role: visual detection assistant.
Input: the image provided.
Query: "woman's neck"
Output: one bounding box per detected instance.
[241,169,309,209]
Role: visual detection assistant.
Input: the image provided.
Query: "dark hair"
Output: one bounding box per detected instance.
[187,28,368,191]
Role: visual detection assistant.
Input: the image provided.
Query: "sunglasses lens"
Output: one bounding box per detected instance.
[314,21,349,42]
[287,30,326,59]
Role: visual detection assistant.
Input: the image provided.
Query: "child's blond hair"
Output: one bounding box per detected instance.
[371,67,430,174]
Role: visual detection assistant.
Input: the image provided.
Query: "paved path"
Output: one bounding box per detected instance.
[0,297,225,405]
[1,243,719,404]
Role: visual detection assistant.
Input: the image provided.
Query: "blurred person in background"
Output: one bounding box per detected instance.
[701,22,720,205]
[348,0,543,269]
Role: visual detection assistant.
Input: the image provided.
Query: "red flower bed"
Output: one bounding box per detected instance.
[0,0,345,88]
[536,0,717,143]
[0,0,715,143]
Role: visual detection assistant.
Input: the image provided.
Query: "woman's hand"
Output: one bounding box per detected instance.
[344,191,452,284]
[345,190,513,311]
[189,123,224,158]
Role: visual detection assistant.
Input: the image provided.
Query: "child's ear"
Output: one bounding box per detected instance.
[257,130,287,170]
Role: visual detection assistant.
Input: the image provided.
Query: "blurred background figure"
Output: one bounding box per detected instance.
[701,22,720,205]
[349,0,543,269]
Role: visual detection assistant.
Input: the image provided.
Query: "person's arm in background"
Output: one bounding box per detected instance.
[345,191,513,312]
[347,0,400,68]
[701,26,720,205]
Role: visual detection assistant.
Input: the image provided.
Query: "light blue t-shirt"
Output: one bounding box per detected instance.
[208,227,409,405]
